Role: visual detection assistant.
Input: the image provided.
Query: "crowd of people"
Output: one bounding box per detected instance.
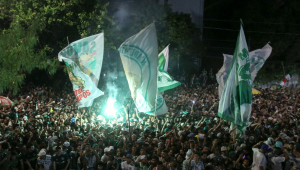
[0,73,300,170]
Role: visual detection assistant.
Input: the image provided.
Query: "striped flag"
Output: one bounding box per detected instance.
[217,44,272,97]
[218,23,252,133]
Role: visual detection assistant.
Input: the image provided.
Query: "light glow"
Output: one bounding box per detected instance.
[104,98,117,118]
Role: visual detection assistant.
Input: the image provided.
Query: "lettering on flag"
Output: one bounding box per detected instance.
[58,33,104,107]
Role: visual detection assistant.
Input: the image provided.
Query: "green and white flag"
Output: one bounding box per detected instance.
[218,24,252,133]
[217,44,272,97]
[158,46,181,92]
[159,45,169,71]
[58,33,104,107]
[119,23,168,115]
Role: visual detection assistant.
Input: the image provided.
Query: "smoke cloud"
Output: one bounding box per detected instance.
[112,2,131,31]
[105,69,119,100]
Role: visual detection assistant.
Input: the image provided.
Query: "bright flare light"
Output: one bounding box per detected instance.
[104,98,117,118]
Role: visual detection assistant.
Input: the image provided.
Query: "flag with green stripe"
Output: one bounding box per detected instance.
[157,46,181,92]
[218,24,252,133]
[217,44,272,97]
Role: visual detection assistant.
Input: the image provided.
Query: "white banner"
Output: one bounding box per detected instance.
[58,33,104,107]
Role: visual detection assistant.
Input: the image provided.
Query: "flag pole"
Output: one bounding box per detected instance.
[281,62,285,77]
[154,91,158,117]
[154,67,158,117]
[153,19,158,117]
[67,36,70,45]
[88,105,92,115]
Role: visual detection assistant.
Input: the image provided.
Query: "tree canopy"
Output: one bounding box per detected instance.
[0,0,110,93]
[0,0,202,93]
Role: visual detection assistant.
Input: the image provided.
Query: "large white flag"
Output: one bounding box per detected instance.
[218,24,252,133]
[119,23,167,115]
[58,33,104,107]
[217,44,272,97]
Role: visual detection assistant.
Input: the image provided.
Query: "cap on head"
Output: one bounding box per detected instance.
[126,154,133,158]
[38,150,46,156]
[104,147,109,152]
[275,141,283,148]
[63,142,70,147]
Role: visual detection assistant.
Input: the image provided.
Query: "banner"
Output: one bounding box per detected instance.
[218,24,252,133]
[58,33,104,107]
[217,44,272,97]
[157,46,181,92]
[119,23,167,115]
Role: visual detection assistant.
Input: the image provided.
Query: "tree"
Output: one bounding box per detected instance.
[106,0,202,74]
[0,0,202,93]
[0,0,110,93]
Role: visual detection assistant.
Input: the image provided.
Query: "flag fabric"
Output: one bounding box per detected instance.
[157,70,181,92]
[218,24,252,133]
[157,46,181,92]
[119,23,167,115]
[0,96,12,106]
[158,45,169,71]
[58,33,104,107]
[144,93,168,116]
[216,54,233,98]
[217,44,272,97]
[280,71,293,86]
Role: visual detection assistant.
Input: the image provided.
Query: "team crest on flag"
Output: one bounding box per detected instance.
[218,23,252,133]
[119,23,168,115]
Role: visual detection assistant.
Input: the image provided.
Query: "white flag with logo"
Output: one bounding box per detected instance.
[218,24,252,133]
[58,33,104,107]
[119,23,167,115]
[217,44,272,97]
